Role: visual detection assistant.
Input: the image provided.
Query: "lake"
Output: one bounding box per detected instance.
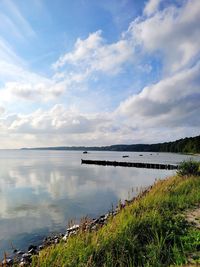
[0,150,199,258]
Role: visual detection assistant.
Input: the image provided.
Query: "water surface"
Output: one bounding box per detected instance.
[0,150,199,257]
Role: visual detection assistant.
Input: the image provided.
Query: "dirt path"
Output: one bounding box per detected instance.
[183,205,200,266]
[186,205,200,229]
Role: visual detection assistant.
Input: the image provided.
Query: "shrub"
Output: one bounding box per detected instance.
[177,160,199,176]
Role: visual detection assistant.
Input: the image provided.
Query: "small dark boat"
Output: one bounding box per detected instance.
[139,154,143,156]
[122,155,129,158]
[83,151,88,154]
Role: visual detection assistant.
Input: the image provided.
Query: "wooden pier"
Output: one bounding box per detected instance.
[81,159,178,170]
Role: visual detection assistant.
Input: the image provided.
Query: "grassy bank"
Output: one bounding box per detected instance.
[31,174,200,267]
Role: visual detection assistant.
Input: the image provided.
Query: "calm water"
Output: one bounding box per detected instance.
[0,150,199,258]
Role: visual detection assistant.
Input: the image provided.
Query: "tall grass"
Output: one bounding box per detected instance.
[177,160,200,176]
[31,175,200,267]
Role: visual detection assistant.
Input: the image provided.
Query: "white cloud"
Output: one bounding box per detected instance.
[4,104,109,135]
[4,80,66,101]
[53,30,103,68]
[53,30,133,75]
[2,0,198,104]
[0,107,5,116]
[0,37,69,102]
[117,62,200,128]
[1,56,199,148]
[0,79,67,104]
[0,0,199,147]
[128,0,200,73]
[144,0,162,16]
[0,36,93,103]
[53,0,200,84]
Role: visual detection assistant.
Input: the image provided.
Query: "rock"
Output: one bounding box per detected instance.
[13,248,18,253]
[93,215,105,224]
[39,245,44,250]
[62,233,69,241]
[54,238,59,244]
[17,250,24,255]
[21,253,32,261]
[2,258,13,266]
[99,216,106,223]
[67,224,79,233]
[28,245,37,251]
[91,225,97,231]
[19,261,27,267]
[68,230,76,237]
[28,248,37,255]
[43,237,52,245]
[92,218,98,224]
[104,213,109,220]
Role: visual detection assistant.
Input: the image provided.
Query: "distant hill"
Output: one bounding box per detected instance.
[21,135,200,154]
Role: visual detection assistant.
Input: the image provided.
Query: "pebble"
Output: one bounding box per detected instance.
[19,261,27,267]
[21,253,32,261]
[16,250,24,255]
[92,218,98,224]
[1,210,116,265]
[54,238,59,244]
[28,248,37,255]
[67,224,79,233]
[62,233,69,241]
[104,213,109,220]
[2,258,13,266]
[28,245,37,251]
[91,225,97,231]
[1,196,136,266]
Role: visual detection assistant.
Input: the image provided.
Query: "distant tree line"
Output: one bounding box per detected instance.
[22,135,200,154]
[104,135,200,153]
[146,135,200,153]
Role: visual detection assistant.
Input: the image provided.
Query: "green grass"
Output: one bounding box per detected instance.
[177,160,200,176]
[31,175,200,267]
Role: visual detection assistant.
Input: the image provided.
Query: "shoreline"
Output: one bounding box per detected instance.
[31,174,200,266]
[2,184,152,266]
[2,172,200,266]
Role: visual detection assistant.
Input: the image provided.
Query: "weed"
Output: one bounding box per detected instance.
[177,160,199,176]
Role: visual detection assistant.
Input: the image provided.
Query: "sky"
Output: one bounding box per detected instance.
[0,0,199,148]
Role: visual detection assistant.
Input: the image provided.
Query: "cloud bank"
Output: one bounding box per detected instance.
[0,0,199,148]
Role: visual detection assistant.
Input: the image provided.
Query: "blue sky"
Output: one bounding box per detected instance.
[0,0,199,148]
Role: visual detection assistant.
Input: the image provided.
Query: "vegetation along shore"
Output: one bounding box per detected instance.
[21,135,200,154]
[3,160,197,267]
